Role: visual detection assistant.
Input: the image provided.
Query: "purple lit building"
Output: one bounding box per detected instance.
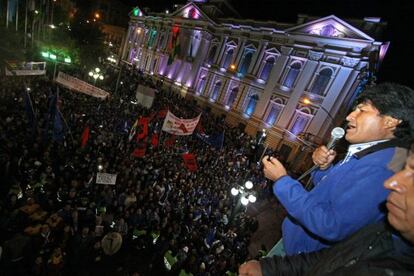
[120,0,388,167]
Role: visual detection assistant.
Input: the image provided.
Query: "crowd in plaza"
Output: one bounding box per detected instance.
[0,69,272,275]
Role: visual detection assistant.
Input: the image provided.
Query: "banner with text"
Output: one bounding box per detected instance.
[162,111,201,136]
[5,61,46,76]
[96,173,117,185]
[56,72,110,99]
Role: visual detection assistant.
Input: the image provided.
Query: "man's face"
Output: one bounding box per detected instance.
[384,154,414,243]
[345,101,394,144]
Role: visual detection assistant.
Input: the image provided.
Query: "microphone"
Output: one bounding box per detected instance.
[325,127,345,150]
[297,127,345,182]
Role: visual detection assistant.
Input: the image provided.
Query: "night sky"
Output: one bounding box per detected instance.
[122,0,414,87]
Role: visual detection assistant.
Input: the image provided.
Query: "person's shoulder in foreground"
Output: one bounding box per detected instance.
[262,82,414,255]
[240,147,414,276]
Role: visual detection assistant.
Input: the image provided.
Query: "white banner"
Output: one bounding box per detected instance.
[55,72,110,99]
[5,61,46,76]
[96,173,117,185]
[135,85,155,108]
[162,111,201,136]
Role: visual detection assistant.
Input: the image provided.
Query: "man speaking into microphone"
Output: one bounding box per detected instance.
[262,83,414,256]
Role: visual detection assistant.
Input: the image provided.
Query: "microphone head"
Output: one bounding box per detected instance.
[331,127,345,139]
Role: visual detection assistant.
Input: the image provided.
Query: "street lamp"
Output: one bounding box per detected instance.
[231,180,257,206]
[303,97,334,123]
[88,68,104,85]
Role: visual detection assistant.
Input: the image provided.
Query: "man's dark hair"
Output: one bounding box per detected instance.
[357,82,414,142]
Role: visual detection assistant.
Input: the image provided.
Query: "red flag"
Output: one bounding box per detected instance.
[80,126,90,147]
[151,133,159,148]
[182,153,198,172]
[137,117,149,140]
[132,143,146,158]
[158,109,168,118]
[164,135,176,148]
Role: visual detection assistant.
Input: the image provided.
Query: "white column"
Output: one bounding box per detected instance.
[251,53,290,119]
[234,38,247,66]
[216,36,228,66]
[250,41,268,76]
[185,36,211,89]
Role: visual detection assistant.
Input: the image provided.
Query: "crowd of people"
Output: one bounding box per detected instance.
[0,68,272,275]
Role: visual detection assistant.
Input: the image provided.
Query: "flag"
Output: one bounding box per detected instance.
[137,117,149,140]
[81,126,90,147]
[7,0,18,23]
[132,143,146,158]
[167,26,180,65]
[197,131,225,150]
[128,117,139,141]
[164,135,176,148]
[162,111,201,136]
[158,109,168,118]
[151,133,159,148]
[24,88,36,130]
[52,89,65,142]
[182,153,198,172]
[53,111,65,142]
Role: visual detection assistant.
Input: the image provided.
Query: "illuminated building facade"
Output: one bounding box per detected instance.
[121,0,388,165]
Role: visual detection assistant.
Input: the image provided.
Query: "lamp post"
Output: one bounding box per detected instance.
[88,67,104,86]
[303,98,335,124]
[230,179,257,223]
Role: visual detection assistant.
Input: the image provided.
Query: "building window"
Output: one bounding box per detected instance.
[197,76,206,94]
[226,87,239,107]
[245,94,259,117]
[210,81,222,101]
[239,51,253,77]
[207,45,217,65]
[283,62,302,88]
[259,56,276,81]
[290,112,310,135]
[222,48,234,69]
[265,103,282,125]
[310,68,333,96]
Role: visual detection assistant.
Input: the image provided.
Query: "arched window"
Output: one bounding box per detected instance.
[245,94,258,117]
[259,56,276,81]
[226,87,239,107]
[265,103,282,125]
[290,112,311,135]
[239,51,253,77]
[283,62,302,88]
[210,81,222,101]
[207,45,217,65]
[310,68,333,95]
[197,76,206,94]
[222,48,234,69]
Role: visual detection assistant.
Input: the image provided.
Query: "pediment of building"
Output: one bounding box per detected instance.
[170,2,215,24]
[285,15,374,41]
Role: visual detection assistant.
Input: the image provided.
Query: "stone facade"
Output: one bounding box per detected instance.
[121,1,388,166]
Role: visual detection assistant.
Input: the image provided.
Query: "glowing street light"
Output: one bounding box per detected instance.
[303,97,334,123]
[89,67,104,85]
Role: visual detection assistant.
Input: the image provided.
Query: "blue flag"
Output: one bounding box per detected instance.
[24,88,36,130]
[197,131,224,150]
[53,110,65,142]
